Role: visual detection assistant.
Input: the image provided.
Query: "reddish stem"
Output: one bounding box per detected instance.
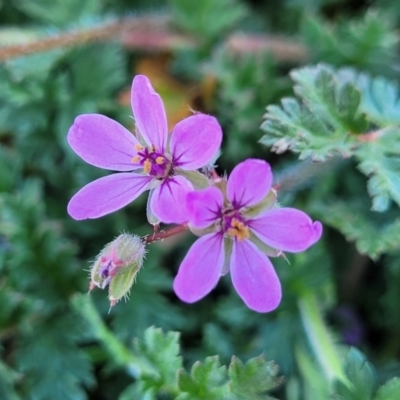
[143,224,189,244]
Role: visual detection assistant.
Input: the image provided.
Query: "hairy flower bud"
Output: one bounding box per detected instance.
[90,234,146,307]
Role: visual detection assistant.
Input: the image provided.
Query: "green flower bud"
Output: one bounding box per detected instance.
[90,234,146,307]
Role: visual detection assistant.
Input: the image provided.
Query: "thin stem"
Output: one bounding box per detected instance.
[143,224,189,245]
[0,14,307,62]
[0,15,170,61]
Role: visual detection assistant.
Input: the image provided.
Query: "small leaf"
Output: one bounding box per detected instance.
[374,378,400,400]
[177,356,229,399]
[228,355,283,400]
[333,348,376,400]
[134,327,182,393]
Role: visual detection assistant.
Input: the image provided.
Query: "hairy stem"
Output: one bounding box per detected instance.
[143,224,189,245]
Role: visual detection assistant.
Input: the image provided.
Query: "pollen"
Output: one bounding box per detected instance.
[143,159,152,174]
[156,156,165,165]
[227,218,250,241]
[132,155,140,163]
[134,144,143,151]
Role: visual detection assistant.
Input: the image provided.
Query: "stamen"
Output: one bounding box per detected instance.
[135,144,143,151]
[143,159,152,174]
[156,156,165,165]
[227,218,250,241]
[132,155,140,163]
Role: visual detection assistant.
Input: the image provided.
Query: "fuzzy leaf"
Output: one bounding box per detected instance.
[260,64,367,161]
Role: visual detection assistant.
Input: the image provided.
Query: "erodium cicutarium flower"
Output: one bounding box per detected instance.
[67,75,222,223]
[173,159,322,313]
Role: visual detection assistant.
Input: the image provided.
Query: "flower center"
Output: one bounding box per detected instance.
[222,211,250,241]
[132,144,172,179]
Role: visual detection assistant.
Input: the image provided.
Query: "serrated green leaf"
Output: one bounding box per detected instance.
[311,199,400,259]
[354,74,400,126]
[373,378,400,400]
[333,348,376,400]
[261,65,367,161]
[177,356,228,400]
[134,327,182,393]
[228,355,283,400]
[355,128,400,211]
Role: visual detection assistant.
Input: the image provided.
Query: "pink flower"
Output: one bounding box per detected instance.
[173,159,322,312]
[67,75,222,223]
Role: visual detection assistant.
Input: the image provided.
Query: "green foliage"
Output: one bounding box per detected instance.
[213,50,291,165]
[333,348,376,400]
[2,1,400,399]
[301,11,398,75]
[170,0,247,42]
[228,355,282,400]
[374,378,400,400]
[261,64,400,212]
[133,327,182,395]
[177,357,228,399]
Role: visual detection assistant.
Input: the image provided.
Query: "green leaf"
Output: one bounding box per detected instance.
[177,356,229,399]
[260,64,368,162]
[228,355,283,400]
[355,128,400,211]
[374,378,400,400]
[333,348,376,400]
[354,74,400,125]
[170,0,247,41]
[134,327,182,394]
[15,313,94,400]
[301,11,397,74]
[311,199,400,259]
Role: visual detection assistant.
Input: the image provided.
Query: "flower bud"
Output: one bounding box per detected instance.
[90,234,146,307]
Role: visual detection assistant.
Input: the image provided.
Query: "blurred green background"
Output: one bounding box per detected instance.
[1,0,400,399]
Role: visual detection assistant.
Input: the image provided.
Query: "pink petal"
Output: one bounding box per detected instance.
[186,187,223,229]
[227,159,272,208]
[150,175,193,224]
[131,75,168,151]
[174,233,224,303]
[170,114,222,170]
[249,208,323,252]
[230,240,282,313]
[67,173,152,220]
[68,114,140,171]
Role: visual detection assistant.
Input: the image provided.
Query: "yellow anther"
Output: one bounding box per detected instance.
[228,218,250,241]
[151,144,156,152]
[156,156,165,165]
[134,144,144,151]
[143,159,152,174]
[132,155,140,163]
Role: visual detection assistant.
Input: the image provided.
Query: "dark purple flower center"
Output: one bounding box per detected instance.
[222,210,250,241]
[132,144,172,179]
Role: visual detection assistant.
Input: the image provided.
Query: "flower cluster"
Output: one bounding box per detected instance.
[68,75,322,312]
